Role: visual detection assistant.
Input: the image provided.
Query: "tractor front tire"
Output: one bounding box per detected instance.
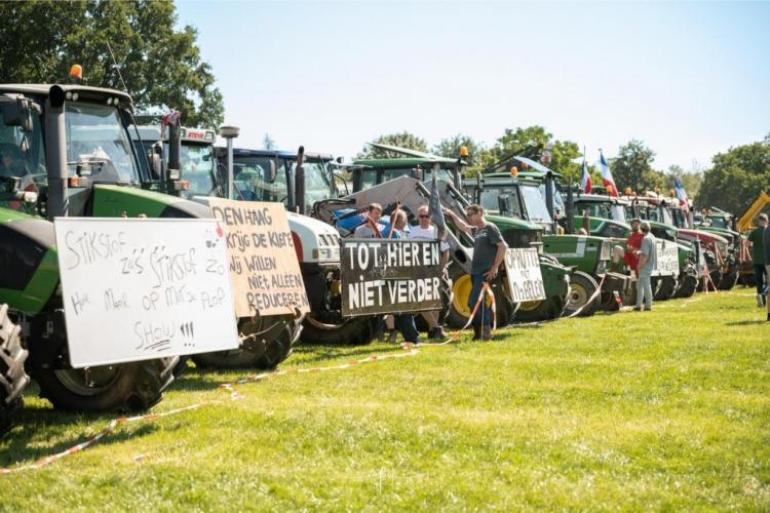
[563,271,600,317]
[653,276,678,301]
[194,315,300,369]
[674,274,698,298]
[1,305,28,436]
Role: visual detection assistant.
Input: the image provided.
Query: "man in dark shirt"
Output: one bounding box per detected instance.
[763,217,770,321]
[748,214,768,307]
[444,204,507,340]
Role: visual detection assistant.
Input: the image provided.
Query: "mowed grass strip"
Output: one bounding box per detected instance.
[1,290,769,512]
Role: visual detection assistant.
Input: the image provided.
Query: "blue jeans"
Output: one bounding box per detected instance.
[636,272,653,310]
[754,264,767,295]
[394,315,420,343]
[468,274,492,328]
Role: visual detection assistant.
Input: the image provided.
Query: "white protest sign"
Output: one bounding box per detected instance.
[207,198,310,318]
[504,247,547,302]
[655,239,679,276]
[54,218,239,368]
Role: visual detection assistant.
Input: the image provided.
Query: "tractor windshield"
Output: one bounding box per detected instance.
[180,142,217,197]
[65,102,139,184]
[0,103,46,193]
[287,159,335,209]
[610,204,626,223]
[232,155,283,202]
[479,188,524,218]
[520,184,552,224]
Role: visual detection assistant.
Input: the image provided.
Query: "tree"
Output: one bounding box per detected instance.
[696,135,770,214]
[262,133,276,150]
[0,1,224,128]
[356,132,428,159]
[611,140,658,193]
[432,134,485,175]
[483,126,581,180]
[666,165,703,200]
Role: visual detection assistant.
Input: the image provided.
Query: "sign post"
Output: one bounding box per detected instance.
[504,248,547,302]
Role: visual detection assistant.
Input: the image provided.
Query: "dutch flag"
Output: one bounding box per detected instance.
[597,150,618,197]
[580,158,592,193]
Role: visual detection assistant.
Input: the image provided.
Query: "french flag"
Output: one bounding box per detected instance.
[580,158,592,193]
[598,150,618,197]
[674,178,689,212]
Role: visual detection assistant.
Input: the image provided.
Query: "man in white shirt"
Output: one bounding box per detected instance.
[353,203,383,238]
[408,205,449,340]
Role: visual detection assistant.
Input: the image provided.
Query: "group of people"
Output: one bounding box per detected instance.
[353,202,505,342]
[624,218,658,311]
[748,213,770,321]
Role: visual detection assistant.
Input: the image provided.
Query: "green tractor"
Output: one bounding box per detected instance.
[0,84,182,414]
[463,166,629,316]
[350,152,571,325]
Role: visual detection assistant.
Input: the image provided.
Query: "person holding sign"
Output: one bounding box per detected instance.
[409,205,449,340]
[443,204,507,340]
[635,221,657,311]
[354,203,383,238]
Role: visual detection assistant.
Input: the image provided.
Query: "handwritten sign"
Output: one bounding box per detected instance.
[504,248,547,302]
[341,239,443,316]
[54,218,239,368]
[207,198,309,317]
[655,239,679,276]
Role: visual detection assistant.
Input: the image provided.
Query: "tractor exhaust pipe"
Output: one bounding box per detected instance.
[45,86,69,219]
[168,119,181,185]
[295,146,306,215]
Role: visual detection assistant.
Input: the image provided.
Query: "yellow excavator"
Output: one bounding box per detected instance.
[737,191,770,232]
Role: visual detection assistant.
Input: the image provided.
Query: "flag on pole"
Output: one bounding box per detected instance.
[430,174,447,240]
[674,178,689,212]
[597,150,618,197]
[580,158,592,193]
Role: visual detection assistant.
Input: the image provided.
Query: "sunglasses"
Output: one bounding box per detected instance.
[418,214,430,219]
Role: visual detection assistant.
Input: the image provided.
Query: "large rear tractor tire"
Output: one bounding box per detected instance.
[1,305,28,436]
[300,313,379,346]
[446,269,513,329]
[563,271,600,317]
[194,315,300,369]
[652,276,678,301]
[32,357,177,412]
[674,274,698,298]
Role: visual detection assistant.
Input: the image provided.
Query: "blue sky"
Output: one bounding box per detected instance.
[176,1,770,171]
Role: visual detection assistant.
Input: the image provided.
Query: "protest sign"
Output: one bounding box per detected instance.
[54,218,239,368]
[341,239,443,316]
[208,198,309,317]
[504,248,547,302]
[655,239,679,276]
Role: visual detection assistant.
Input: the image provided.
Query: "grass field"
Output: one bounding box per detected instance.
[1,289,769,512]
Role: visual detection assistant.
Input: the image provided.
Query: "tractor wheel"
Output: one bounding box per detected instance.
[300,313,379,346]
[653,276,678,301]
[717,268,739,291]
[563,271,600,317]
[1,305,28,436]
[674,274,698,298]
[32,356,177,412]
[514,296,565,322]
[446,270,512,329]
[194,315,300,369]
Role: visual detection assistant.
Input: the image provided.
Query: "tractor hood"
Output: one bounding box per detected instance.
[677,228,728,246]
[92,184,212,218]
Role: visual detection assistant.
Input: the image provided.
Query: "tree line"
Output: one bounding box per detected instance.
[2,1,766,217]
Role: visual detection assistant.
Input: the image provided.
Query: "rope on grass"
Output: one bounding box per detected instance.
[0,347,419,475]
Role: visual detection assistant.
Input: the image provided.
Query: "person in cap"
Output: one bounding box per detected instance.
[635,221,657,311]
[748,213,768,307]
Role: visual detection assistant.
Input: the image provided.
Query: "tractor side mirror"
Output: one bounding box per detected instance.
[268,159,276,182]
[1,97,34,132]
[497,194,511,215]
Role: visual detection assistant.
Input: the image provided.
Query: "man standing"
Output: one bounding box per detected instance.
[748,214,768,307]
[764,216,770,322]
[635,221,657,311]
[408,205,449,340]
[443,204,507,340]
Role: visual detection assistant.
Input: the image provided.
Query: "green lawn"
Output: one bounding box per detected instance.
[2,289,769,512]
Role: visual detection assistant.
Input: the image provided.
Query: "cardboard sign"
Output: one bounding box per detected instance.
[208,198,309,317]
[54,218,239,368]
[504,248,547,302]
[341,239,443,316]
[655,239,679,276]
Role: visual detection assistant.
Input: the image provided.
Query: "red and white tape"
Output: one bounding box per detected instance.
[0,347,419,474]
